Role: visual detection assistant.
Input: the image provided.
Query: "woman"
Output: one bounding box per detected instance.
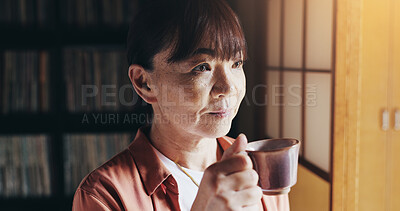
[73,0,289,210]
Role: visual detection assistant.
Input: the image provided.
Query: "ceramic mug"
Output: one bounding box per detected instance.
[246,138,300,195]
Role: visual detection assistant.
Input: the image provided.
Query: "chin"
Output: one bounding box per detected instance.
[198,120,233,138]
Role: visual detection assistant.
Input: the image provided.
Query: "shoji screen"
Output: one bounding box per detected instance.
[264,0,334,177]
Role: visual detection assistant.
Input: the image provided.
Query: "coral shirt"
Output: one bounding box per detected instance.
[72,127,290,211]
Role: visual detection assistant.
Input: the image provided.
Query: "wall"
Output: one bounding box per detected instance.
[290,165,331,211]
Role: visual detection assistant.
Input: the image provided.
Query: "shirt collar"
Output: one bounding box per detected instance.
[128,127,235,196]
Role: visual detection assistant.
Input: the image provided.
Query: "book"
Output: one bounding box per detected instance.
[0,0,52,28]
[63,47,138,112]
[0,135,51,197]
[1,51,49,114]
[60,0,138,27]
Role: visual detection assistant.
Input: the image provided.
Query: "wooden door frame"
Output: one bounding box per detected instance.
[332,0,363,210]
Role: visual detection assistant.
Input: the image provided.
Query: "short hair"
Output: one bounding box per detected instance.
[126,0,247,71]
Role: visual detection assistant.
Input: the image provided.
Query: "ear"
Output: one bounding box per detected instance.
[128,64,157,104]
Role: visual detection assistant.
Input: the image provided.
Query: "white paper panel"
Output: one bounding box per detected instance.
[304,73,332,173]
[266,0,281,67]
[306,0,333,70]
[282,71,302,141]
[283,0,304,68]
[266,71,281,138]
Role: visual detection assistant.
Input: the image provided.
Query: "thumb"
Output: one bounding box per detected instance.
[221,134,248,161]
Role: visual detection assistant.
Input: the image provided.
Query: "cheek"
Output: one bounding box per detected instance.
[235,72,246,99]
[175,85,200,107]
[178,74,212,101]
[157,76,207,108]
[178,82,209,107]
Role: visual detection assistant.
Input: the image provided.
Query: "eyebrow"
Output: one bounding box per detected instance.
[191,48,216,57]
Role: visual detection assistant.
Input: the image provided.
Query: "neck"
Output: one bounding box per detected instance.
[148,123,222,171]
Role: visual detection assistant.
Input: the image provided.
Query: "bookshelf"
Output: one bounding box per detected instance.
[0,0,144,210]
[0,1,241,210]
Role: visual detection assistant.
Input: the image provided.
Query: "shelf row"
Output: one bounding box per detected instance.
[0,0,139,28]
[0,133,135,198]
[1,49,140,114]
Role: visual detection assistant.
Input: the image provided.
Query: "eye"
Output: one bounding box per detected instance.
[232,60,243,69]
[192,63,211,72]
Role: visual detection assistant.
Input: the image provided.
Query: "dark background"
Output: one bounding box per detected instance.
[0,0,242,210]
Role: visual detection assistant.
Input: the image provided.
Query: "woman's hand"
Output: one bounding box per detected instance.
[191,134,262,211]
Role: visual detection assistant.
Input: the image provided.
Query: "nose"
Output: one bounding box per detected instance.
[211,64,236,98]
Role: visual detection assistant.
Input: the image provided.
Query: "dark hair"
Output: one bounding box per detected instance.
[126,0,247,70]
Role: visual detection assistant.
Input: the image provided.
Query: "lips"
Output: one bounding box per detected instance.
[208,109,231,118]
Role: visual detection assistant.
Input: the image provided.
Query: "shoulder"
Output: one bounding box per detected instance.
[78,149,138,191]
[73,149,145,210]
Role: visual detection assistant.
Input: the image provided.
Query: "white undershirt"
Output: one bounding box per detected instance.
[153,147,204,211]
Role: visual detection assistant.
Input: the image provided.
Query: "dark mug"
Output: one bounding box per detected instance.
[246,138,300,195]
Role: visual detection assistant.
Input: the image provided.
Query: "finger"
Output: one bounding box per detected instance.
[220,169,259,191]
[221,134,248,161]
[207,153,253,176]
[232,186,263,208]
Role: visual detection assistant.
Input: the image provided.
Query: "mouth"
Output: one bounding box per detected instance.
[208,109,231,118]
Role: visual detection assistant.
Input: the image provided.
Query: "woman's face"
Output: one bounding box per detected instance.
[148,47,246,138]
